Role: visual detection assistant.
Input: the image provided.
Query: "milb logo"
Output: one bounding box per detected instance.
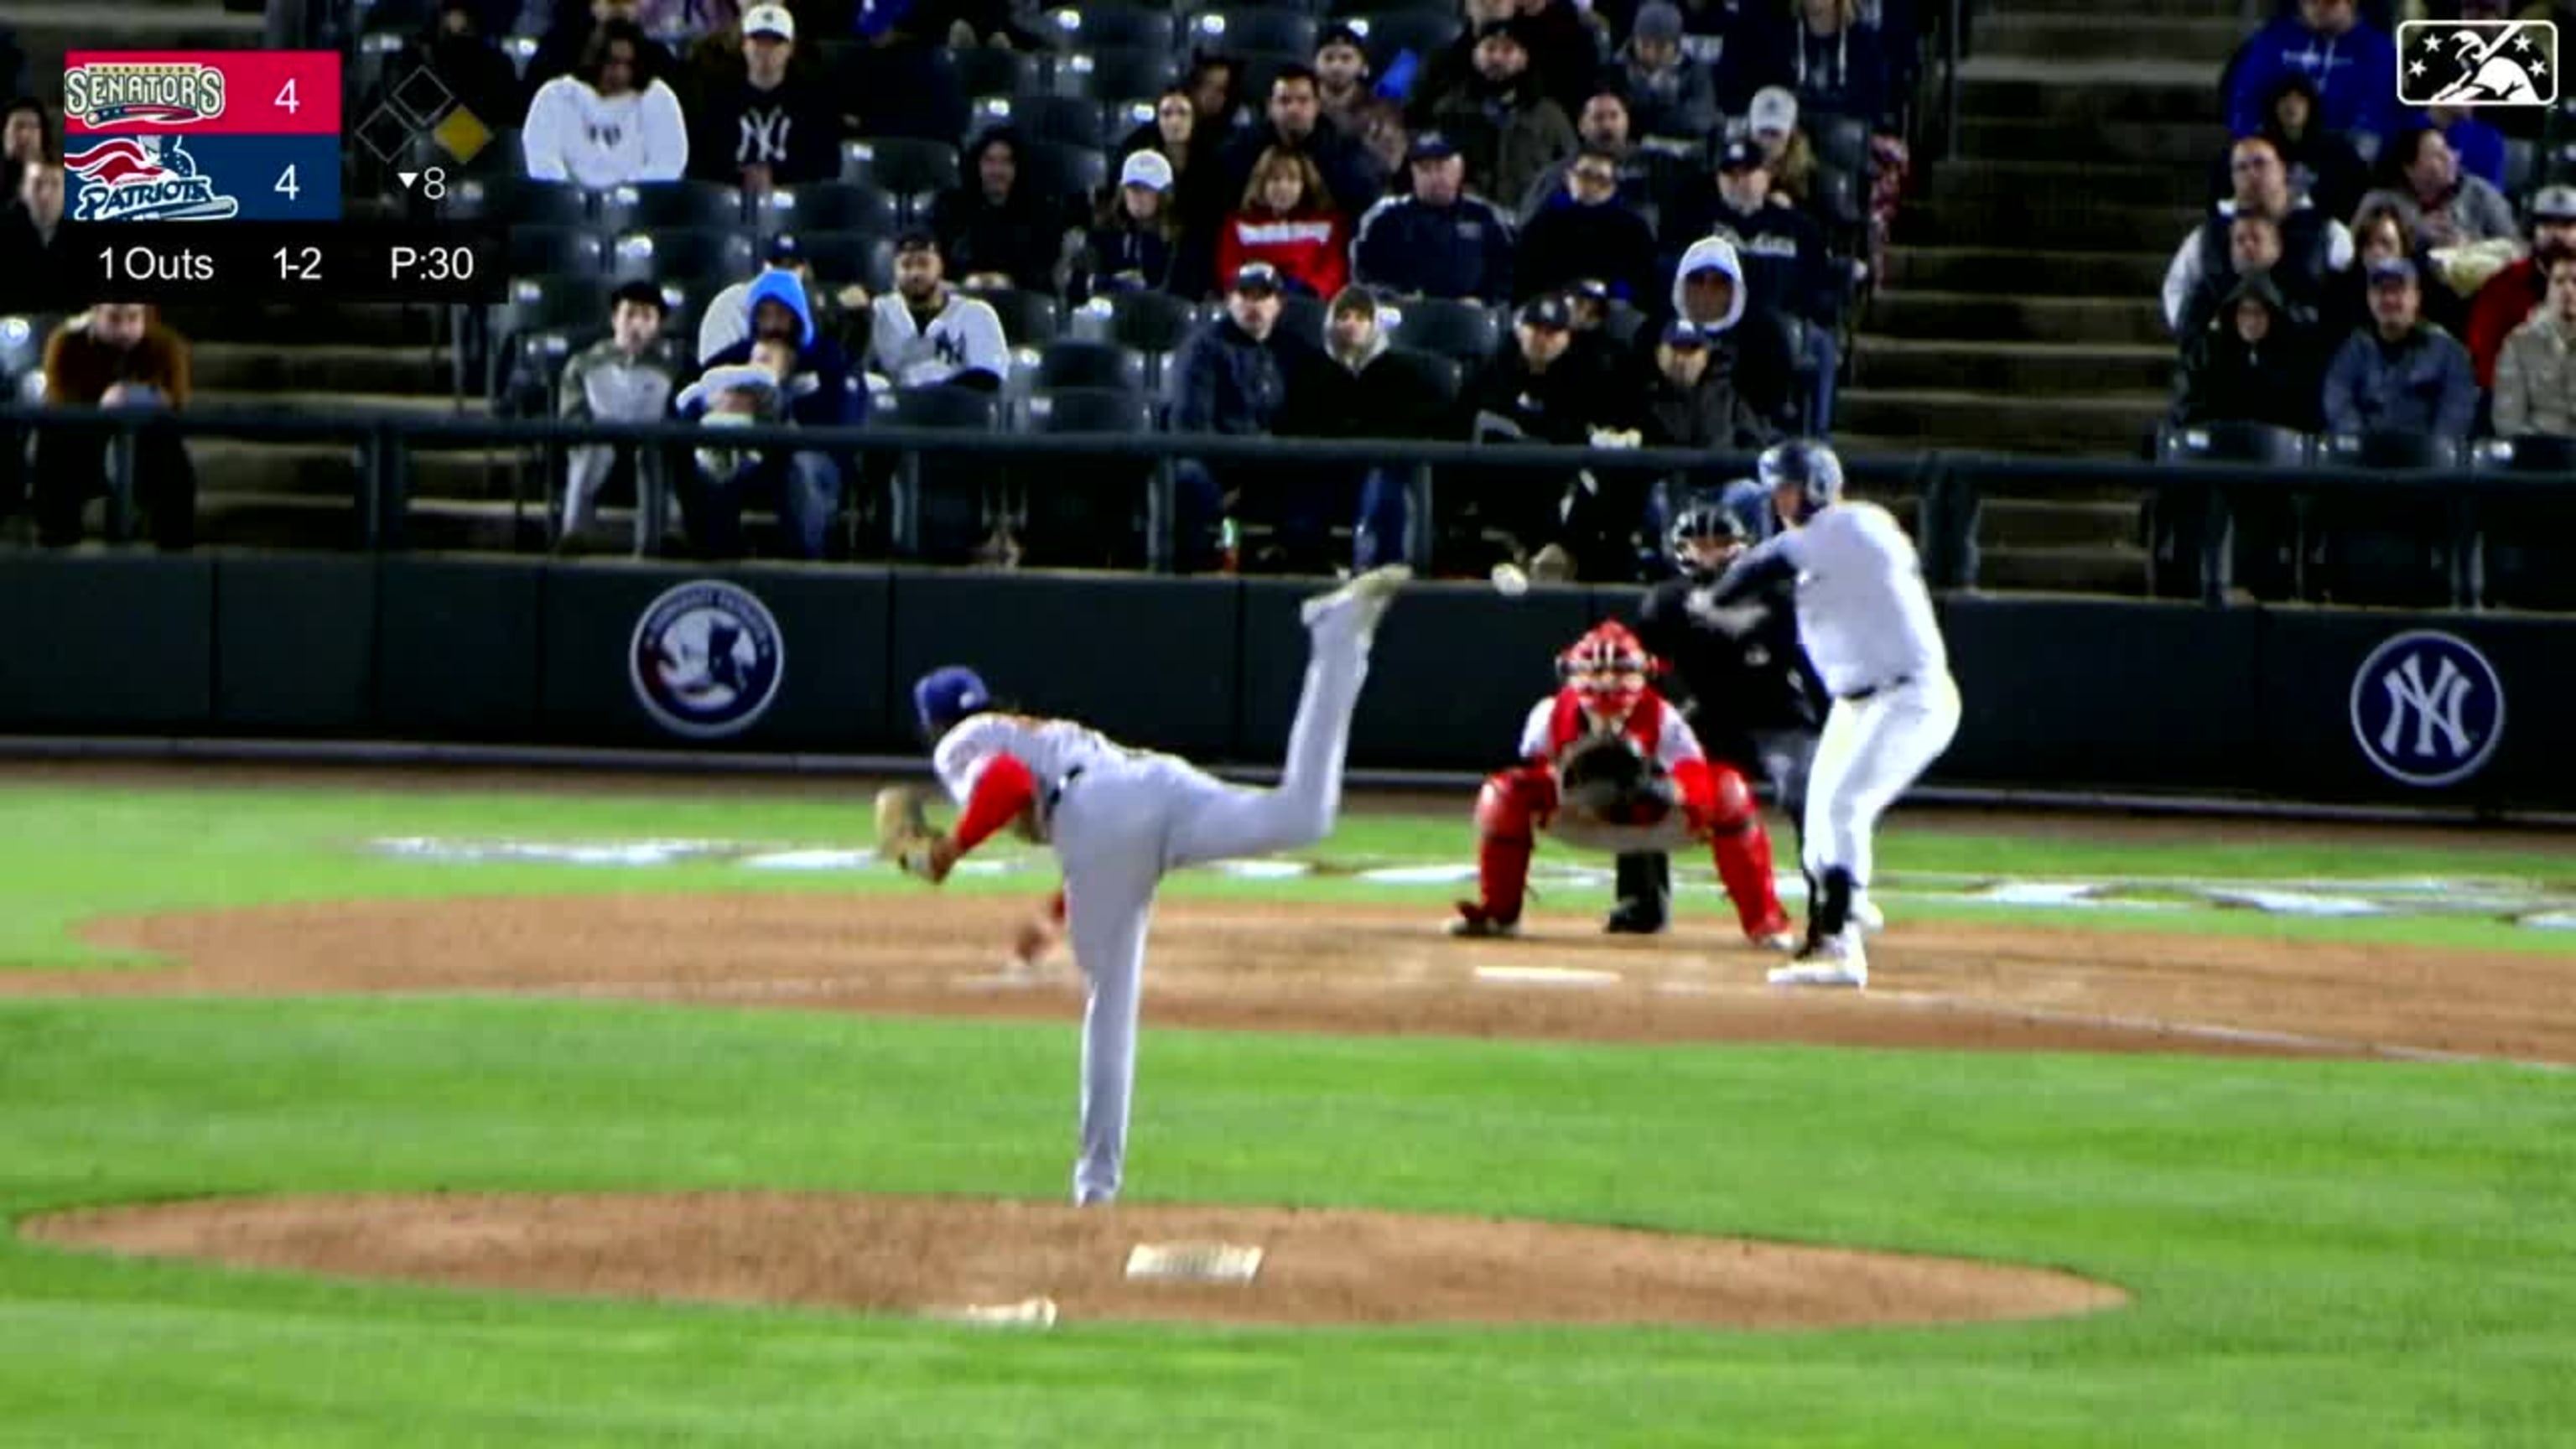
[2397,20,2557,106]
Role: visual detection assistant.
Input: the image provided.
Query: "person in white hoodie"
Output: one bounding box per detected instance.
[1666,231,1800,432]
[522,18,688,190]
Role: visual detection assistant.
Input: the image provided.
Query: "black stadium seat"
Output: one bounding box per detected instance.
[1010,139,1113,209]
[967,287,1066,347]
[1052,46,1183,106]
[1041,3,1176,55]
[781,231,897,292]
[839,137,963,198]
[1072,290,1200,354]
[595,181,747,232]
[1344,10,1463,73]
[972,92,1109,150]
[2471,435,2576,611]
[759,182,900,236]
[1024,388,1159,569]
[609,229,758,285]
[948,44,1041,100]
[506,226,606,279]
[1032,339,1150,395]
[1189,9,1319,60]
[2150,420,2309,601]
[1381,297,1501,365]
[449,175,592,227]
[2307,432,2469,608]
[1276,291,1330,352]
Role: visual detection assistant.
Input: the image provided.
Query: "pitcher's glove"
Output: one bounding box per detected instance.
[1555,733,1677,828]
[875,786,957,883]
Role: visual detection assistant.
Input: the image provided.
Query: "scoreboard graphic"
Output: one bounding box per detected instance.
[62,50,344,223]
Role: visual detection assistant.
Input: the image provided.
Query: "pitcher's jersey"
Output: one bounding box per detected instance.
[932,713,1127,808]
[1518,688,1703,768]
[1759,501,1948,699]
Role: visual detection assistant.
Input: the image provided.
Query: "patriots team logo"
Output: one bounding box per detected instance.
[62,62,228,127]
[63,136,242,221]
[2397,20,2558,107]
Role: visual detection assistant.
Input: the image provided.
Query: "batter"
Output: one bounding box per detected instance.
[1709,439,1961,988]
[900,564,1410,1205]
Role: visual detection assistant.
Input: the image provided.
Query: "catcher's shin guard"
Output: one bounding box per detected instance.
[1458,769,1541,926]
[1699,762,1789,937]
[1606,853,1670,933]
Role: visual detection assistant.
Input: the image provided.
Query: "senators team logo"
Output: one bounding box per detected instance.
[63,61,229,127]
[63,136,242,222]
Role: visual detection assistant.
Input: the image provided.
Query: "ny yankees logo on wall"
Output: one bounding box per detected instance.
[2349,630,2506,788]
[2397,20,2558,107]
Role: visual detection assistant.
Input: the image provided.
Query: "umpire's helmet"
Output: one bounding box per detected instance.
[1668,494,1750,573]
[1758,438,1845,523]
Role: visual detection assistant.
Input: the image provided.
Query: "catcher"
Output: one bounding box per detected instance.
[1447,619,1797,944]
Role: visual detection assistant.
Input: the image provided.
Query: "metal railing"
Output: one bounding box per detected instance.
[6,402,2573,611]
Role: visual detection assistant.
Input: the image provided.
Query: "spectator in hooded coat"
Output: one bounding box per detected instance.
[680,268,864,559]
[2210,70,2366,223]
[2172,270,2325,431]
[931,127,1071,293]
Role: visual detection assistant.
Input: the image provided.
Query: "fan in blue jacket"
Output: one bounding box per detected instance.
[2227,1,2403,147]
[680,269,865,560]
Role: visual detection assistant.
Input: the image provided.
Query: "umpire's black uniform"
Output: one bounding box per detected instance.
[1609,538,1826,931]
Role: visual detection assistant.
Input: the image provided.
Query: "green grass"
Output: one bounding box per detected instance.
[1,998,2571,1446]
[1,776,2573,1444]
[4,782,2572,971]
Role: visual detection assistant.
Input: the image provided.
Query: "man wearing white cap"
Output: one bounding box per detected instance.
[688,3,840,191]
[1738,86,1815,205]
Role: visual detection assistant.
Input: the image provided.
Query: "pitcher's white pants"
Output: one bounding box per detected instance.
[1801,671,1961,893]
[1046,600,1378,1204]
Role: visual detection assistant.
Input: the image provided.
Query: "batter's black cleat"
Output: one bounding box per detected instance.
[1602,901,1668,934]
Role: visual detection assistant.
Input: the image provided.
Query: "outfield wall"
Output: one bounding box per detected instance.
[0,553,2563,818]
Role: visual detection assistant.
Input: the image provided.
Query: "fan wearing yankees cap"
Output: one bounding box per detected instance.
[688,3,839,192]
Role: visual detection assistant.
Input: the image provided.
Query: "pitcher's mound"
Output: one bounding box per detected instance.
[26,1192,2125,1330]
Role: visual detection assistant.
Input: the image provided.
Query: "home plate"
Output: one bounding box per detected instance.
[1125,1243,1265,1284]
[1474,965,1621,988]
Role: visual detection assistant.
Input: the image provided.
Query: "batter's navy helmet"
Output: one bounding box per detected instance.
[1668,493,1750,570]
[1758,438,1844,522]
[912,665,992,743]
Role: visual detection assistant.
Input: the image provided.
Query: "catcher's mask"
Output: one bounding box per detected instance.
[1669,494,1751,574]
[1558,621,1657,724]
[912,665,992,743]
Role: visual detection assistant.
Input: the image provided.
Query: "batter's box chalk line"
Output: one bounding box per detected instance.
[1473,965,1623,988]
[1126,1243,1265,1284]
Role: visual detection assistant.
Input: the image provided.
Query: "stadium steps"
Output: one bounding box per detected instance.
[1853,338,2176,395]
[1835,18,2235,592]
[192,344,459,396]
[1877,247,2176,296]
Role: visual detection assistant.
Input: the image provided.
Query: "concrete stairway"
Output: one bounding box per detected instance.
[1845,3,2245,593]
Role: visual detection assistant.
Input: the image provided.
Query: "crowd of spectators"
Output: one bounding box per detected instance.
[2174,0,2576,448]
[408,0,1922,577]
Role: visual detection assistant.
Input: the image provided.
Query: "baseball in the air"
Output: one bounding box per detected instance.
[1491,563,1530,597]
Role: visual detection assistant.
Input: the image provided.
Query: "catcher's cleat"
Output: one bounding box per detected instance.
[1753,929,1801,953]
[1448,903,1520,938]
[1301,564,1412,631]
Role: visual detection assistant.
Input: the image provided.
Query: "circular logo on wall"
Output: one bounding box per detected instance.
[2349,629,2504,787]
[629,579,787,740]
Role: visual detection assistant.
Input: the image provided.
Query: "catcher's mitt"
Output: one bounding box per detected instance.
[1555,732,1676,826]
[875,785,950,881]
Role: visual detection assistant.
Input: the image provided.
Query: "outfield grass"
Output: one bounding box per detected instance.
[0,780,2571,1445]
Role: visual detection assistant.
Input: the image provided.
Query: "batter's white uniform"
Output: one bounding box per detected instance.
[931,589,1387,1205]
[1735,500,1961,911]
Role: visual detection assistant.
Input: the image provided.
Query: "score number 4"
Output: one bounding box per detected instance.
[273,80,305,203]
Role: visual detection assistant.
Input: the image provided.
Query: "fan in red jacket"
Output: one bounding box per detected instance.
[1448,621,1797,945]
[1213,146,1352,300]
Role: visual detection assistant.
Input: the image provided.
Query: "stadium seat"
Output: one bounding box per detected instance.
[839,137,963,198]
[1807,112,1872,179]
[886,384,1009,563]
[0,313,46,387]
[1028,386,1157,434]
[506,226,607,280]
[497,275,615,340]
[2470,435,2576,610]
[1334,0,1457,15]
[968,287,1067,347]
[949,44,1041,100]
[449,175,593,227]
[1011,140,1113,209]
[1052,47,1183,106]
[2150,420,2310,601]
[1375,345,1463,416]
[497,329,579,418]
[610,229,759,285]
[759,182,900,236]
[1343,10,1463,73]
[2505,138,2537,196]
[1072,289,1201,353]
[1041,3,1177,53]
[596,181,748,232]
[1032,338,1150,394]
[782,231,898,292]
[972,92,1109,150]
[1024,387,1159,569]
[2306,431,2468,608]
[1381,297,1501,365]
[1188,10,1320,60]
[1810,164,1866,235]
